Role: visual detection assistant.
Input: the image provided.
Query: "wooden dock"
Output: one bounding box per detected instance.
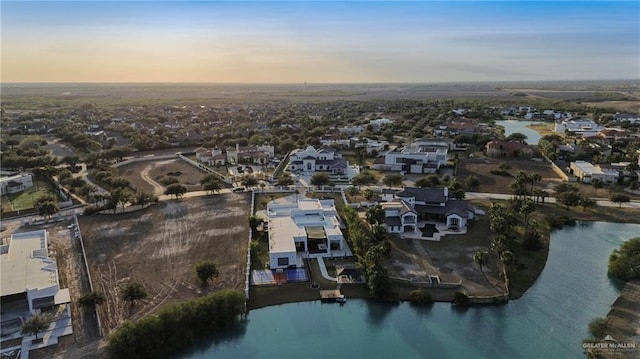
[319,289,342,300]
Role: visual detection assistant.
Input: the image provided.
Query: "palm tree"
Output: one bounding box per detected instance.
[473,250,489,281]
[529,173,542,197]
[519,199,535,228]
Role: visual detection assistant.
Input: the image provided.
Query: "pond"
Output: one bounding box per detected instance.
[183,222,640,359]
[496,120,545,145]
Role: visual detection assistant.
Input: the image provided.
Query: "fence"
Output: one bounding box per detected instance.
[177,154,232,184]
[74,214,103,337]
[389,275,462,289]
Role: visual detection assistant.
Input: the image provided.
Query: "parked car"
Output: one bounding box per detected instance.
[232,187,246,192]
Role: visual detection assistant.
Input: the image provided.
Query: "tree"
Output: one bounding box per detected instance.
[79,291,106,307]
[382,173,404,188]
[519,198,535,228]
[473,250,488,272]
[240,175,258,188]
[122,282,147,306]
[465,175,480,189]
[165,183,187,199]
[415,177,432,188]
[194,261,219,287]
[276,173,294,187]
[22,314,53,340]
[556,190,582,209]
[248,215,264,237]
[310,172,331,186]
[108,188,133,213]
[506,132,527,143]
[36,198,59,219]
[588,317,608,339]
[608,237,640,281]
[592,179,604,196]
[610,194,630,208]
[134,191,155,207]
[580,197,597,211]
[448,181,466,199]
[365,205,385,226]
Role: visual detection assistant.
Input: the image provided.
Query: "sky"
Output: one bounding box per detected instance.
[1,1,639,83]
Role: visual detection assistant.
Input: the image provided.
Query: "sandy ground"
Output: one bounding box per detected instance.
[78,194,250,335]
[118,158,207,195]
[457,153,563,195]
[385,217,506,297]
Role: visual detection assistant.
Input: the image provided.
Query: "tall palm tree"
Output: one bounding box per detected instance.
[473,250,489,282]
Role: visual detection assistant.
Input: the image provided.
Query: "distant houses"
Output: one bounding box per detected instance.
[194,143,275,167]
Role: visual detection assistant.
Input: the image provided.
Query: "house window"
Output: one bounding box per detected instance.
[306,163,312,170]
[277,257,289,266]
[450,217,460,226]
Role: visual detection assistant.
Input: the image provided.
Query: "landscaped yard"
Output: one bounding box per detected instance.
[0,178,58,212]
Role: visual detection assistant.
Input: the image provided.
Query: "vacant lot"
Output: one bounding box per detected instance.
[118,158,207,195]
[385,212,506,298]
[79,193,250,334]
[457,153,562,194]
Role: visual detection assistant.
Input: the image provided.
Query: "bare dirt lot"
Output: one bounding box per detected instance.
[385,215,506,298]
[457,152,563,194]
[118,158,207,195]
[78,193,250,335]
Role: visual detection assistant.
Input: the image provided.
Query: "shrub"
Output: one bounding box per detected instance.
[588,317,607,338]
[453,292,470,306]
[83,206,102,215]
[608,237,640,281]
[523,229,543,251]
[409,289,433,306]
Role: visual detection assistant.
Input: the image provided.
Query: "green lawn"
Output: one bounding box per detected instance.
[1,178,57,211]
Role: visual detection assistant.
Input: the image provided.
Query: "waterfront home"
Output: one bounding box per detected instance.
[381,187,478,235]
[266,199,350,269]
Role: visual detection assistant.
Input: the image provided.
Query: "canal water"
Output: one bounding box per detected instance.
[496,120,545,146]
[183,222,639,359]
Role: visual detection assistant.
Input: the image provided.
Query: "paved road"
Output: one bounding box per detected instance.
[466,191,640,209]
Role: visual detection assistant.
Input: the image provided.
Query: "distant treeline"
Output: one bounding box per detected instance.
[107,289,246,359]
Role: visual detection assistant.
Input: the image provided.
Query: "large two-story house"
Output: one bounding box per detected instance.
[381,187,477,234]
[266,199,349,269]
[288,146,348,174]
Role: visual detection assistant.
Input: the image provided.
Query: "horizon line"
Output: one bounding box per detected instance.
[2,79,638,86]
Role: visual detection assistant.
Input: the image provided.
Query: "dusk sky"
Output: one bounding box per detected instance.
[1,1,638,83]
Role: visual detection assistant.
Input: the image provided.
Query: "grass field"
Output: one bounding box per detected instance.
[1,178,57,211]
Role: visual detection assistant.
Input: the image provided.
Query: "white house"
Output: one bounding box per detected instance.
[612,112,640,124]
[554,119,603,137]
[266,199,349,269]
[350,137,389,154]
[369,118,393,129]
[288,146,348,174]
[569,161,619,184]
[195,147,226,166]
[373,142,448,174]
[0,172,34,196]
[0,230,73,355]
[380,200,418,234]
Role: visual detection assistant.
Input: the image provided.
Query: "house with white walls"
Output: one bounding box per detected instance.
[288,146,349,174]
[266,199,350,269]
